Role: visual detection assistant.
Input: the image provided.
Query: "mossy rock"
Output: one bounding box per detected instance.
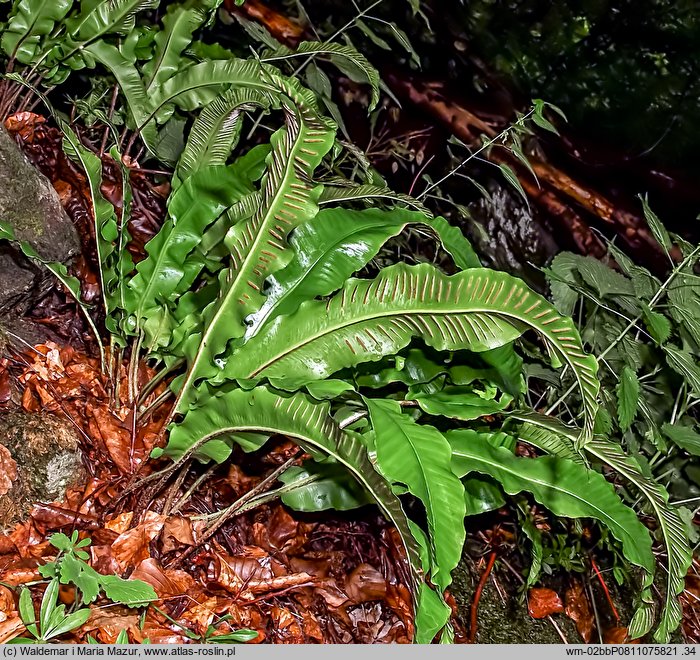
[0,411,85,531]
[0,126,78,310]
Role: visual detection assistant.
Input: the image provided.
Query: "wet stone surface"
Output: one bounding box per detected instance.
[0,126,79,340]
[467,185,559,291]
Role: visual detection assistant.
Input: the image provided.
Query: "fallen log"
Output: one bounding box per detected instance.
[225,0,669,267]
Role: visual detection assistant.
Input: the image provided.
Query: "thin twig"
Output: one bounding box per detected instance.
[590,556,620,623]
[161,460,193,516]
[548,615,569,644]
[99,85,120,157]
[586,577,603,644]
[170,464,218,515]
[201,453,300,540]
[170,453,301,568]
[418,109,535,200]
[468,551,497,643]
[137,359,184,407]
[139,388,174,423]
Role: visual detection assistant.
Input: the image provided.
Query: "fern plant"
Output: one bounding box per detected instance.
[0,0,692,643]
[542,200,700,642]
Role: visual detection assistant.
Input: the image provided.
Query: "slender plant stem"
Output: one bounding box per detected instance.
[170,464,219,515]
[138,388,174,424]
[418,109,535,200]
[137,359,184,407]
[546,246,700,416]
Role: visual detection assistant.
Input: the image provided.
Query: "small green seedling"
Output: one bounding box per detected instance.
[39,531,157,608]
[9,532,157,644]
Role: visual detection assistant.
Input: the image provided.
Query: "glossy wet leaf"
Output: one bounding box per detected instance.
[366,398,466,592]
[449,432,656,606]
[235,263,598,446]
[279,462,373,512]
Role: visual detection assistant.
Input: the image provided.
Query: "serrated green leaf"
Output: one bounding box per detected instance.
[664,345,700,394]
[640,196,671,253]
[99,574,157,608]
[48,532,73,553]
[643,306,672,344]
[58,555,101,604]
[668,271,700,346]
[662,423,700,456]
[617,366,640,431]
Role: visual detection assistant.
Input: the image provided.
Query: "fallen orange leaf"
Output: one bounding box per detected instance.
[565,582,595,642]
[528,587,564,618]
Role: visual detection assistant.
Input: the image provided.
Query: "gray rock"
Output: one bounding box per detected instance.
[0,126,80,343]
[0,411,85,531]
[467,185,559,291]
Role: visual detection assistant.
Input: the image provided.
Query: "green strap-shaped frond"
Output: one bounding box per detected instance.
[449,432,655,608]
[510,411,586,465]
[143,0,222,93]
[64,0,158,42]
[366,399,466,593]
[164,385,422,586]
[263,40,380,110]
[127,164,258,350]
[1,0,73,64]
[148,58,320,126]
[175,87,273,185]
[513,412,692,641]
[173,81,336,410]
[244,206,419,337]
[83,41,158,149]
[233,263,599,444]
